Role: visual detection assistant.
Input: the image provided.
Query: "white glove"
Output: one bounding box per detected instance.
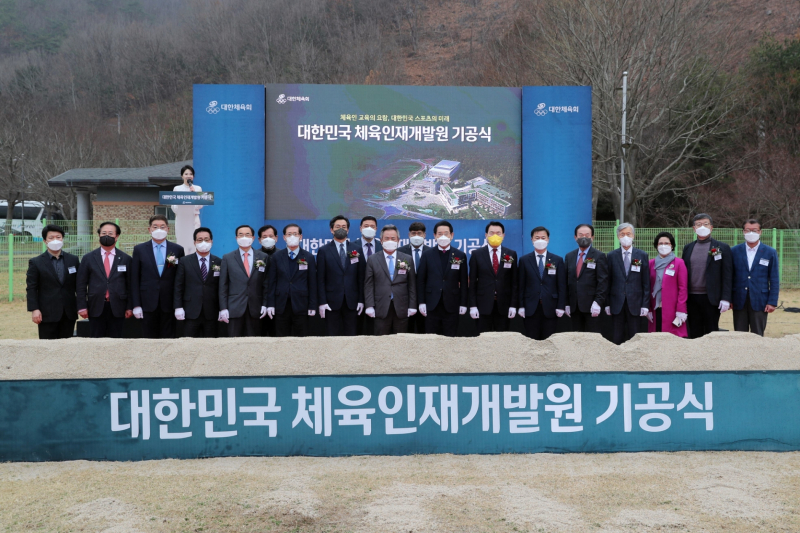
[508,308,516,319]
[675,311,688,322]
[519,308,526,318]
[719,300,730,313]
[366,307,376,318]
[133,306,143,319]
[357,302,364,315]
[459,306,467,315]
[319,304,331,319]
[640,308,649,317]
[469,307,480,319]
[218,309,229,323]
[408,308,417,317]
[308,309,316,316]
[565,305,571,317]
[647,311,654,323]
[260,306,268,319]
[174,308,185,321]
[555,309,564,318]
[590,301,601,317]
[605,306,611,316]
[267,307,275,319]
[419,303,427,316]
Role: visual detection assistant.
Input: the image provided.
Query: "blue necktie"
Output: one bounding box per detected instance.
[340,243,346,269]
[538,255,544,277]
[200,257,207,281]
[414,248,420,269]
[156,244,164,276]
[289,251,295,261]
[388,254,394,299]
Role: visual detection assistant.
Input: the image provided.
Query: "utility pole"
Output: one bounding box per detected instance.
[620,71,628,224]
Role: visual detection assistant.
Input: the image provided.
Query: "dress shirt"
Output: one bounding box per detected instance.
[50,252,65,284]
[101,247,116,267]
[576,246,591,265]
[746,242,760,270]
[239,247,254,271]
[411,245,424,270]
[152,239,167,264]
[362,239,376,258]
[488,246,502,262]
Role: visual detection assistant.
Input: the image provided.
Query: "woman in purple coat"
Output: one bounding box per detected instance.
[648,232,688,337]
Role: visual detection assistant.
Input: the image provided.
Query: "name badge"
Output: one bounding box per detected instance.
[503,263,512,269]
[398,269,407,276]
[117,265,126,272]
[665,268,676,277]
[299,264,308,270]
[213,271,220,277]
[631,265,641,272]
[350,258,359,264]
[587,262,596,269]
[714,254,722,261]
[760,258,770,266]
[451,264,460,270]
[174,258,179,264]
[258,266,265,272]
[548,269,557,275]
[68,266,77,274]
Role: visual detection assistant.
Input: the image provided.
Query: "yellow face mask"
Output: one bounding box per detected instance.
[487,234,504,247]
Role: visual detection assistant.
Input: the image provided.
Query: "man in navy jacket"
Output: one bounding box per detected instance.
[317,215,364,336]
[518,226,567,340]
[731,219,779,336]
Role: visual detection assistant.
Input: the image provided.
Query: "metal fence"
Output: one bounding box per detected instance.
[2,220,798,301]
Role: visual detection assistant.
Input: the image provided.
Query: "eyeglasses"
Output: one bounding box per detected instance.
[694,222,712,228]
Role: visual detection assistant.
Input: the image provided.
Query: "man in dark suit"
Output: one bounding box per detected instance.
[605,223,650,345]
[364,224,417,335]
[398,221,430,334]
[565,223,609,333]
[130,215,185,339]
[417,220,468,337]
[317,215,364,336]
[258,224,280,337]
[219,224,270,337]
[266,223,317,337]
[26,224,80,339]
[353,215,382,335]
[468,221,518,333]
[518,226,567,340]
[174,227,222,338]
[682,213,733,339]
[731,218,779,336]
[76,222,133,338]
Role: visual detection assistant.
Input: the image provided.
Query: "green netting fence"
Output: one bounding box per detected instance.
[2,220,798,302]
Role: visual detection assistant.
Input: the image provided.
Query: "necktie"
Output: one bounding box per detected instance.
[577,251,585,276]
[492,248,499,275]
[289,250,295,261]
[624,251,631,274]
[54,257,64,285]
[414,248,420,269]
[243,252,250,277]
[388,254,394,281]
[366,242,373,259]
[156,244,164,276]
[200,257,207,281]
[339,243,346,269]
[538,254,544,277]
[103,251,111,300]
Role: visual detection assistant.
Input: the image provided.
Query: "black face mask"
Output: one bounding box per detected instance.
[576,237,592,248]
[333,228,348,240]
[99,235,116,247]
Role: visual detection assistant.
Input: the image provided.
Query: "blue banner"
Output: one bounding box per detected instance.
[2,372,798,461]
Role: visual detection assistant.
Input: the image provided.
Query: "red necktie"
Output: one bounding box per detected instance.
[103,251,111,299]
[576,251,584,276]
[492,248,499,275]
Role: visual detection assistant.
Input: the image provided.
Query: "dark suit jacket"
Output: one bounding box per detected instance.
[130,240,185,312]
[468,246,519,314]
[518,251,567,318]
[174,253,222,320]
[607,247,651,315]
[267,248,318,314]
[219,248,270,319]
[731,243,780,311]
[26,251,80,322]
[398,244,431,272]
[682,238,733,306]
[76,247,132,318]
[364,251,417,318]
[353,237,382,256]
[565,246,609,312]
[417,246,468,312]
[316,240,364,311]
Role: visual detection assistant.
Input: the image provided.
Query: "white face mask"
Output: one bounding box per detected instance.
[196,241,212,253]
[657,244,673,256]
[382,240,398,252]
[437,236,451,248]
[744,232,760,244]
[533,239,548,251]
[47,240,63,251]
[286,236,300,247]
[695,226,711,238]
[261,237,276,248]
[151,228,168,240]
[237,237,253,248]
[409,235,425,247]
[619,236,633,247]
[361,227,376,239]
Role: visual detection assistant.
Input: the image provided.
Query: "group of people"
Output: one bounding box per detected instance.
[26,212,779,342]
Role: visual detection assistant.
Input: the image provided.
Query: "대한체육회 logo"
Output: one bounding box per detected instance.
[534,103,548,116]
[276,94,287,104]
[206,100,220,114]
